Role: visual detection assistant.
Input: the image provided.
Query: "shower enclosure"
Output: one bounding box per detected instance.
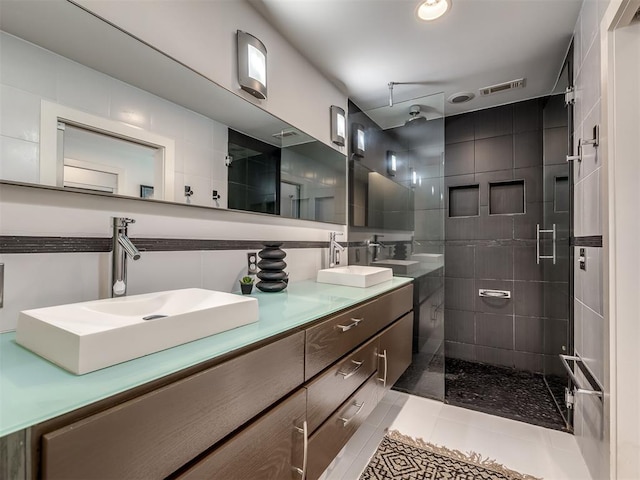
[346,75,573,431]
[347,92,446,402]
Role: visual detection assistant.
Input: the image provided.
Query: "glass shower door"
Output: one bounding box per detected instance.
[363,92,446,401]
[541,47,574,430]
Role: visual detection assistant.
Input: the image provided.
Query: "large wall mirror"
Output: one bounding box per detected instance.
[0,0,346,224]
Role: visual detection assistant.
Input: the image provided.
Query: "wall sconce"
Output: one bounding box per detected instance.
[237,30,267,100]
[411,168,418,186]
[330,106,346,146]
[387,151,397,176]
[352,123,365,157]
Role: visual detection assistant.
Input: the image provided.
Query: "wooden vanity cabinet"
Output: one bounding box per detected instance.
[305,336,379,433]
[306,375,380,480]
[32,284,414,480]
[41,332,305,480]
[305,285,413,380]
[176,389,307,480]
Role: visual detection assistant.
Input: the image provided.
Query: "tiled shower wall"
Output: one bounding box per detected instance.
[571,0,610,478]
[443,97,570,374]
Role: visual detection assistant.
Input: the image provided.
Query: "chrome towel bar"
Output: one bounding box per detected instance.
[559,354,603,399]
[478,289,511,299]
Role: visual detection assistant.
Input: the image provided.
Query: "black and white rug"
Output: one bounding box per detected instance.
[359,431,542,480]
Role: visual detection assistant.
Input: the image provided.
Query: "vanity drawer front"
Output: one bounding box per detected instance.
[41,331,305,480]
[306,335,378,433]
[306,374,380,480]
[305,284,412,380]
[177,389,307,480]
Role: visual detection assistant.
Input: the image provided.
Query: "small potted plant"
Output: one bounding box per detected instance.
[239,276,254,294]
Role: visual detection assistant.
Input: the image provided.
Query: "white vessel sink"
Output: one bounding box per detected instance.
[316,265,393,288]
[16,288,259,375]
[370,259,420,275]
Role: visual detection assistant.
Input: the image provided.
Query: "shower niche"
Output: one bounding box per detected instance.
[489,180,525,215]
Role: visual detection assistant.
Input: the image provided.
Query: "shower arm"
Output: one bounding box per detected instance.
[388,81,426,107]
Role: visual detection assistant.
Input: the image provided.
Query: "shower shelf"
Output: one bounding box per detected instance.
[559,354,603,400]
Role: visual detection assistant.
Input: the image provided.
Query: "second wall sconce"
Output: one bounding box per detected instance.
[352,123,365,157]
[387,151,397,176]
[237,30,267,100]
[330,106,346,146]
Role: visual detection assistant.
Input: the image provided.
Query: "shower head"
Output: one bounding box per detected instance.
[405,105,427,125]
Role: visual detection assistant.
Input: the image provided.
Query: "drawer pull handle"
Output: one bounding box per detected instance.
[293,420,308,479]
[338,360,364,380]
[336,317,363,332]
[338,401,365,427]
[377,350,388,387]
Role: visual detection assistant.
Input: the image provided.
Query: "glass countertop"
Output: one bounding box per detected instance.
[0,278,412,437]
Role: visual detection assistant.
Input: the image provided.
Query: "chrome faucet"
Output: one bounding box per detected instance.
[329,232,345,268]
[112,217,141,297]
[366,235,386,261]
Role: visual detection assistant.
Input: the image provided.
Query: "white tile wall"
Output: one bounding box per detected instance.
[572,0,610,477]
[0,136,39,183]
[0,252,108,332]
[0,84,41,142]
[0,182,342,332]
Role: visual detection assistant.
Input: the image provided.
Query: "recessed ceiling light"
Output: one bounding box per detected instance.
[417,0,450,21]
[448,92,475,104]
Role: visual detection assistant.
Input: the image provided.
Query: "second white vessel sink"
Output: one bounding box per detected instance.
[316,265,393,288]
[16,288,259,375]
[370,259,420,275]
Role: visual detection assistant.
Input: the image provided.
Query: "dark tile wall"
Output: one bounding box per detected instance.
[444,96,570,373]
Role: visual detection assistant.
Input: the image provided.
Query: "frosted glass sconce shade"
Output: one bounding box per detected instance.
[352,123,365,157]
[330,105,346,146]
[237,30,267,100]
[387,151,397,176]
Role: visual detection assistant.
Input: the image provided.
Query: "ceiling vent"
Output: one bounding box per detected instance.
[479,78,526,96]
[272,129,299,139]
[448,92,475,104]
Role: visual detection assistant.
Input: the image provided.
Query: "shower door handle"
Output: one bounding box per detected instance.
[536,224,556,265]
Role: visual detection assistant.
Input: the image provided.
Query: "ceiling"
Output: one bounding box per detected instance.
[250,0,582,119]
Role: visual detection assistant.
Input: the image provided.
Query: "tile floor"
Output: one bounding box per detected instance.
[320,391,592,480]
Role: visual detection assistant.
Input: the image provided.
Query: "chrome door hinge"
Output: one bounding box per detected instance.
[565,86,575,106]
[565,387,575,410]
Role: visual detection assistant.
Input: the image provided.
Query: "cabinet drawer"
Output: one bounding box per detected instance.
[177,389,307,480]
[42,331,305,480]
[305,284,412,379]
[306,335,378,433]
[306,375,380,480]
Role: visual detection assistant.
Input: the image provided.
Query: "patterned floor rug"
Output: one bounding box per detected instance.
[359,430,541,480]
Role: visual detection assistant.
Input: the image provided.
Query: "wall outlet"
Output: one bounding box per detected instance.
[247,252,258,275]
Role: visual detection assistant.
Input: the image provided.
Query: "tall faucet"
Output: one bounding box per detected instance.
[366,234,386,261]
[112,217,141,297]
[329,232,345,268]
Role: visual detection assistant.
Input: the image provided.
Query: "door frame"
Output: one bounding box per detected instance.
[601,1,640,478]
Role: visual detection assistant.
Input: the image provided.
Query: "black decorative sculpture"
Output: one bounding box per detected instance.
[256,242,288,292]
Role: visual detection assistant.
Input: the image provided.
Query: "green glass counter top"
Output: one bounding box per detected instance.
[0,277,412,437]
